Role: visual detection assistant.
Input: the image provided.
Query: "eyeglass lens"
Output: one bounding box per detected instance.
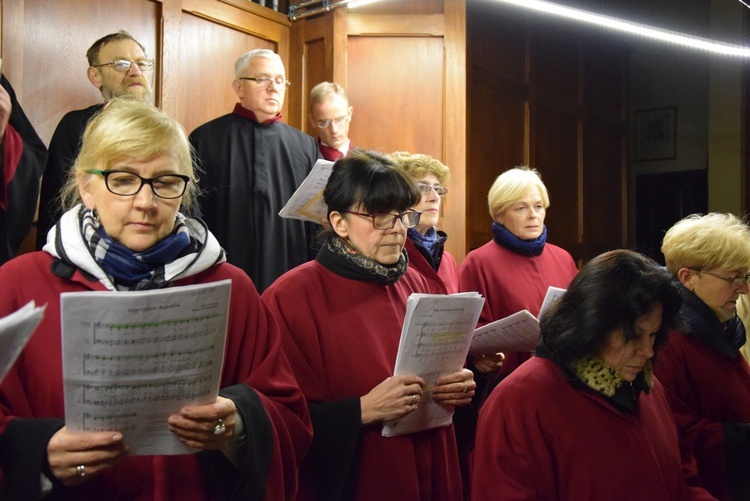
[105,171,187,199]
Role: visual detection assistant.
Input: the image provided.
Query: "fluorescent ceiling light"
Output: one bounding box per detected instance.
[492,0,750,57]
[348,0,381,8]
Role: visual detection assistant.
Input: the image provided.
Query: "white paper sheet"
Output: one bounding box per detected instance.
[0,301,45,384]
[278,158,335,223]
[62,280,231,456]
[468,286,567,355]
[382,292,484,437]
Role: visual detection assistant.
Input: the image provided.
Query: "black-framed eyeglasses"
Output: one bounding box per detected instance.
[416,183,448,196]
[342,210,422,230]
[87,169,189,199]
[690,268,750,288]
[92,59,155,72]
[239,76,291,88]
[315,116,349,129]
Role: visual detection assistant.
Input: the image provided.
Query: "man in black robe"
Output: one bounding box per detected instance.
[0,74,47,264]
[190,49,321,292]
[35,30,153,249]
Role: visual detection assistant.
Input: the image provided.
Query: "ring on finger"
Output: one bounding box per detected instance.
[76,464,86,477]
[212,418,226,436]
[411,394,418,406]
[462,381,468,393]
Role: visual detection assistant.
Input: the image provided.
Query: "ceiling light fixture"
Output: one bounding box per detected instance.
[492,0,750,57]
[288,0,384,20]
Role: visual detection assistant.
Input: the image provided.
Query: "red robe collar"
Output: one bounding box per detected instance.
[317,139,353,161]
[232,103,282,125]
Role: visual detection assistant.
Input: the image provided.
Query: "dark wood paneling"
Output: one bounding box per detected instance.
[531,105,580,255]
[467,78,526,250]
[302,37,326,135]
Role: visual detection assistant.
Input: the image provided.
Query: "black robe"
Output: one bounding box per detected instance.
[189,104,321,292]
[35,103,103,250]
[0,75,47,264]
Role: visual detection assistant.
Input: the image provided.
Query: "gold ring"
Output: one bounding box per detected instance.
[462,382,468,393]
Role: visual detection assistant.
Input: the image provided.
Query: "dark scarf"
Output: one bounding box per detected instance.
[408,227,443,258]
[678,283,746,358]
[316,235,408,286]
[492,221,547,256]
[82,210,193,290]
[536,341,651,413]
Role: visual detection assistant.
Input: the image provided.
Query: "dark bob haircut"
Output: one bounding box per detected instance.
[540,249,683,367]
[323,149,421,216]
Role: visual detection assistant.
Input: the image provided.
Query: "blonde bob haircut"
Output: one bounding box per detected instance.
[61,98,197,210]
[487,166,549,221]
[390,151,451,187]
[661,212,750,275]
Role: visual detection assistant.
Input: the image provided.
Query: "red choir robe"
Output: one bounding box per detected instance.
[471,356,714,501]
[317,139,353,161]
[0,252,312,500]
[262,260,464,501]
[655,326,750,500]
[404,237,459,295]
[459,239,578,378]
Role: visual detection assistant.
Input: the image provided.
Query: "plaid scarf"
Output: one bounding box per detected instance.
[45,205,226,291]
[316,235,408,286]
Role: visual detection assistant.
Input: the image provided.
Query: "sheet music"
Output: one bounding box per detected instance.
[62,280,231,456]
[538,286,566,319]
[278,158,335,223]
[0,301,45,384]
[468,286,567,355]
[468,309,540,355]
[383,292,484,437]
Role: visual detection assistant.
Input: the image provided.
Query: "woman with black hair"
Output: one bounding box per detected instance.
[262,150,475,500]
[471,249,712,500]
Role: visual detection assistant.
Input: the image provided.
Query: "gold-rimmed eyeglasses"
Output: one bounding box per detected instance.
[690,269,750,288]
[416,183,448,196]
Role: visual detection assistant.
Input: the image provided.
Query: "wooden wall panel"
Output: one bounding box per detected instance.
[3,0,159,145]
[467,79,526,250]
[346,36,443,158]
[178,12,275,134]
[302,38,326,135]
[530,105,580,255]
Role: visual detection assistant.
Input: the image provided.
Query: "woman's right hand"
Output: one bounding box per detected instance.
[47,426,129,486]
[360,375,425,426]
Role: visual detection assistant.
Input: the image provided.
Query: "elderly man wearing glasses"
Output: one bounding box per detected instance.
[308,82,354,161]
[655,212,750,501]
[190,49,321,293]
[36,30,154,251]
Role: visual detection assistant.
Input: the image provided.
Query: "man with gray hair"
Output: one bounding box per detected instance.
[190,49,320,292]
[36,30,153,249]
[308,81,354,161]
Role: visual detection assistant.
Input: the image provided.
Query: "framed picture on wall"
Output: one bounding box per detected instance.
[634,107,677,161]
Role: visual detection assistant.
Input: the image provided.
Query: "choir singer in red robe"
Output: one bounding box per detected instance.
[262,150,475,500]
[0,99,312,500]
[471,249,714,500]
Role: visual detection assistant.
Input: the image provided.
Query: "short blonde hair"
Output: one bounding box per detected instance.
[389,151,450,187]
[61,98,197,210]
[309,82,348,112]
[661,213,750,275]
[487,166,549,221]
